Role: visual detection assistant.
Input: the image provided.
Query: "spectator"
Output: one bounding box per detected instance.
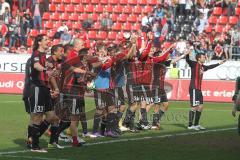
[19,16,30,47]
[193,13,208,34]
[82,15,93,30]
[54,22,68,39]
[206,43,214,61]
[16,45,27,54]
[0,0,10,16]
[141,13,151,33]
[231,27,240,60]
[152,21,161,47]
[176,38,187,55]
[223,32,231,59]
[15,9,21,26]
[7,18,19,48]
[197,3,211,20]
[43,0,49,12]
[178,0,186,15]
[101,12,113,30]
[60,28,72,45]
[212,42,224,60]
[0,20,8,47]
[154,4,164,20]
[24,8,33,28]
[2,6,11,25]
[32,0,44,30]
[185,0,193,17]
[18,0,27,12]
[226,0,236,17]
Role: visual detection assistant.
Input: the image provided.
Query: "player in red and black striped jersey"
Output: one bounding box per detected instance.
[27,34,61,152]
[151,43,187,129]
[61,39,96,146]
[186,49,226,131]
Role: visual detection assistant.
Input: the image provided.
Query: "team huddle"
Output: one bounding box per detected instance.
[22,33,226,152]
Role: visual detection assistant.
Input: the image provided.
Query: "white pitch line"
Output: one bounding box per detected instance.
[0,127,236,156]
[1,155,70,160]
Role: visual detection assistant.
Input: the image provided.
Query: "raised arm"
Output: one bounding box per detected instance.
[203,59,226,71]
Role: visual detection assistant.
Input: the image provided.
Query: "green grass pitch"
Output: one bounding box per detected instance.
[0,94,239,160]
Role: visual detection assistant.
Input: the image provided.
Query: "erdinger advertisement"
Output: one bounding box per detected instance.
[0,73,235,102]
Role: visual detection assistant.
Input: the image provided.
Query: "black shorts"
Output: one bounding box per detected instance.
[152,86,168,104]
[113,87,125,106]
[126,84,152,105]
[189,89,203,107]
[64,94,85,115]
[29,85,53,114]
[23,97,31,114]
[94,89,115,108]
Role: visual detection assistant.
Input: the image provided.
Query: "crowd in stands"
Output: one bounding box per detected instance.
[0,0,239,60]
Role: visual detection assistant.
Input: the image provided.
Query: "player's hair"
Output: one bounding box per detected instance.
[33,34,46,52]
[51,44,63,55]
[195,53,205,61]
[64,44,73,53]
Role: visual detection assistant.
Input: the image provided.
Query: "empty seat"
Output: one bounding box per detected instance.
[229,16,238,25]
[85,5,94,13]
[65,4,75,13]
[95,5,104,13]
[108,31,117,40]
[204,25,212,33]
[42,12,50,21]
[123,5,132,14]
[75,5,84,13]
[69,14,79,21]
[113,5,123,13]
[60,13,69,21]
[212,7,222,15]
[208,16,217,24]
[214,25,223,33]
[217,16,228,24]
[49,4,56,12]
[56,4,65,12]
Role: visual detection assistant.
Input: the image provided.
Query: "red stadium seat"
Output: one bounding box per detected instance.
[63,0,71,4]
[88,31,97,39]
[132,23,140,31]
[45,21,53,29]
[213,7,222,15]
[108,31,117,40]
[122,22,132,31]
[42,12,50,21]
[39,30,47,35]
[69,14,79,21]
[92,13,99,21]
[82,0,90,4]
[49,4,56,12]
[60,13,69,21]
[52,39,61,45]
[235,8,240,16]
[54,22,62,29]
[120,0,128,5]
[66,4,75,13]
[91,0,99,4]
[144,6,153,13]
[29,29,39,37]
[111,14,118,22]
[56,4,65,12]
[208,16,217,24]
[79,13,88,21]
[73,23,82,30]
[112,22,122,31]
[51,13,60,21]
[229,16,238,25]
[123,5,132,14]
[128,0,137,5]
[214,25,223,33]
[72,0,80,4]
[118,14,127,22]
[93,22,101,30]
[49,30,56,38]
[217,16,228,24]
[148,0,158,5]
[95,5,104,13]
[204,25,212,33]
[97,31,107,40]
[27,38,33,47]
[52,0,61,4]
[113,5,123,13]
[66,21,73,29]
[109,0,118,5]
[75,5,84,13]
[85,5,94,13]
[105,5,113,13]
[133,5,142,14]
[238,0,240,6]
[128,14,137,23]
[100,0,108,4]
[139,0,147,5]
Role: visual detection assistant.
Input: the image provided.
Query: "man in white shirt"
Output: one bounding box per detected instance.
[0,0,10,16]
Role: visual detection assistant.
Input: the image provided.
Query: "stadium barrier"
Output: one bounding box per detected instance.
[0,72,235,102]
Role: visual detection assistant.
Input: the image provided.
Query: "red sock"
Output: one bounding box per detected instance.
[72,136,78,145]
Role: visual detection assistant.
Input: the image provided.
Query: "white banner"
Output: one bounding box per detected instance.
[169,60,240,80]
[0,53,30,73]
